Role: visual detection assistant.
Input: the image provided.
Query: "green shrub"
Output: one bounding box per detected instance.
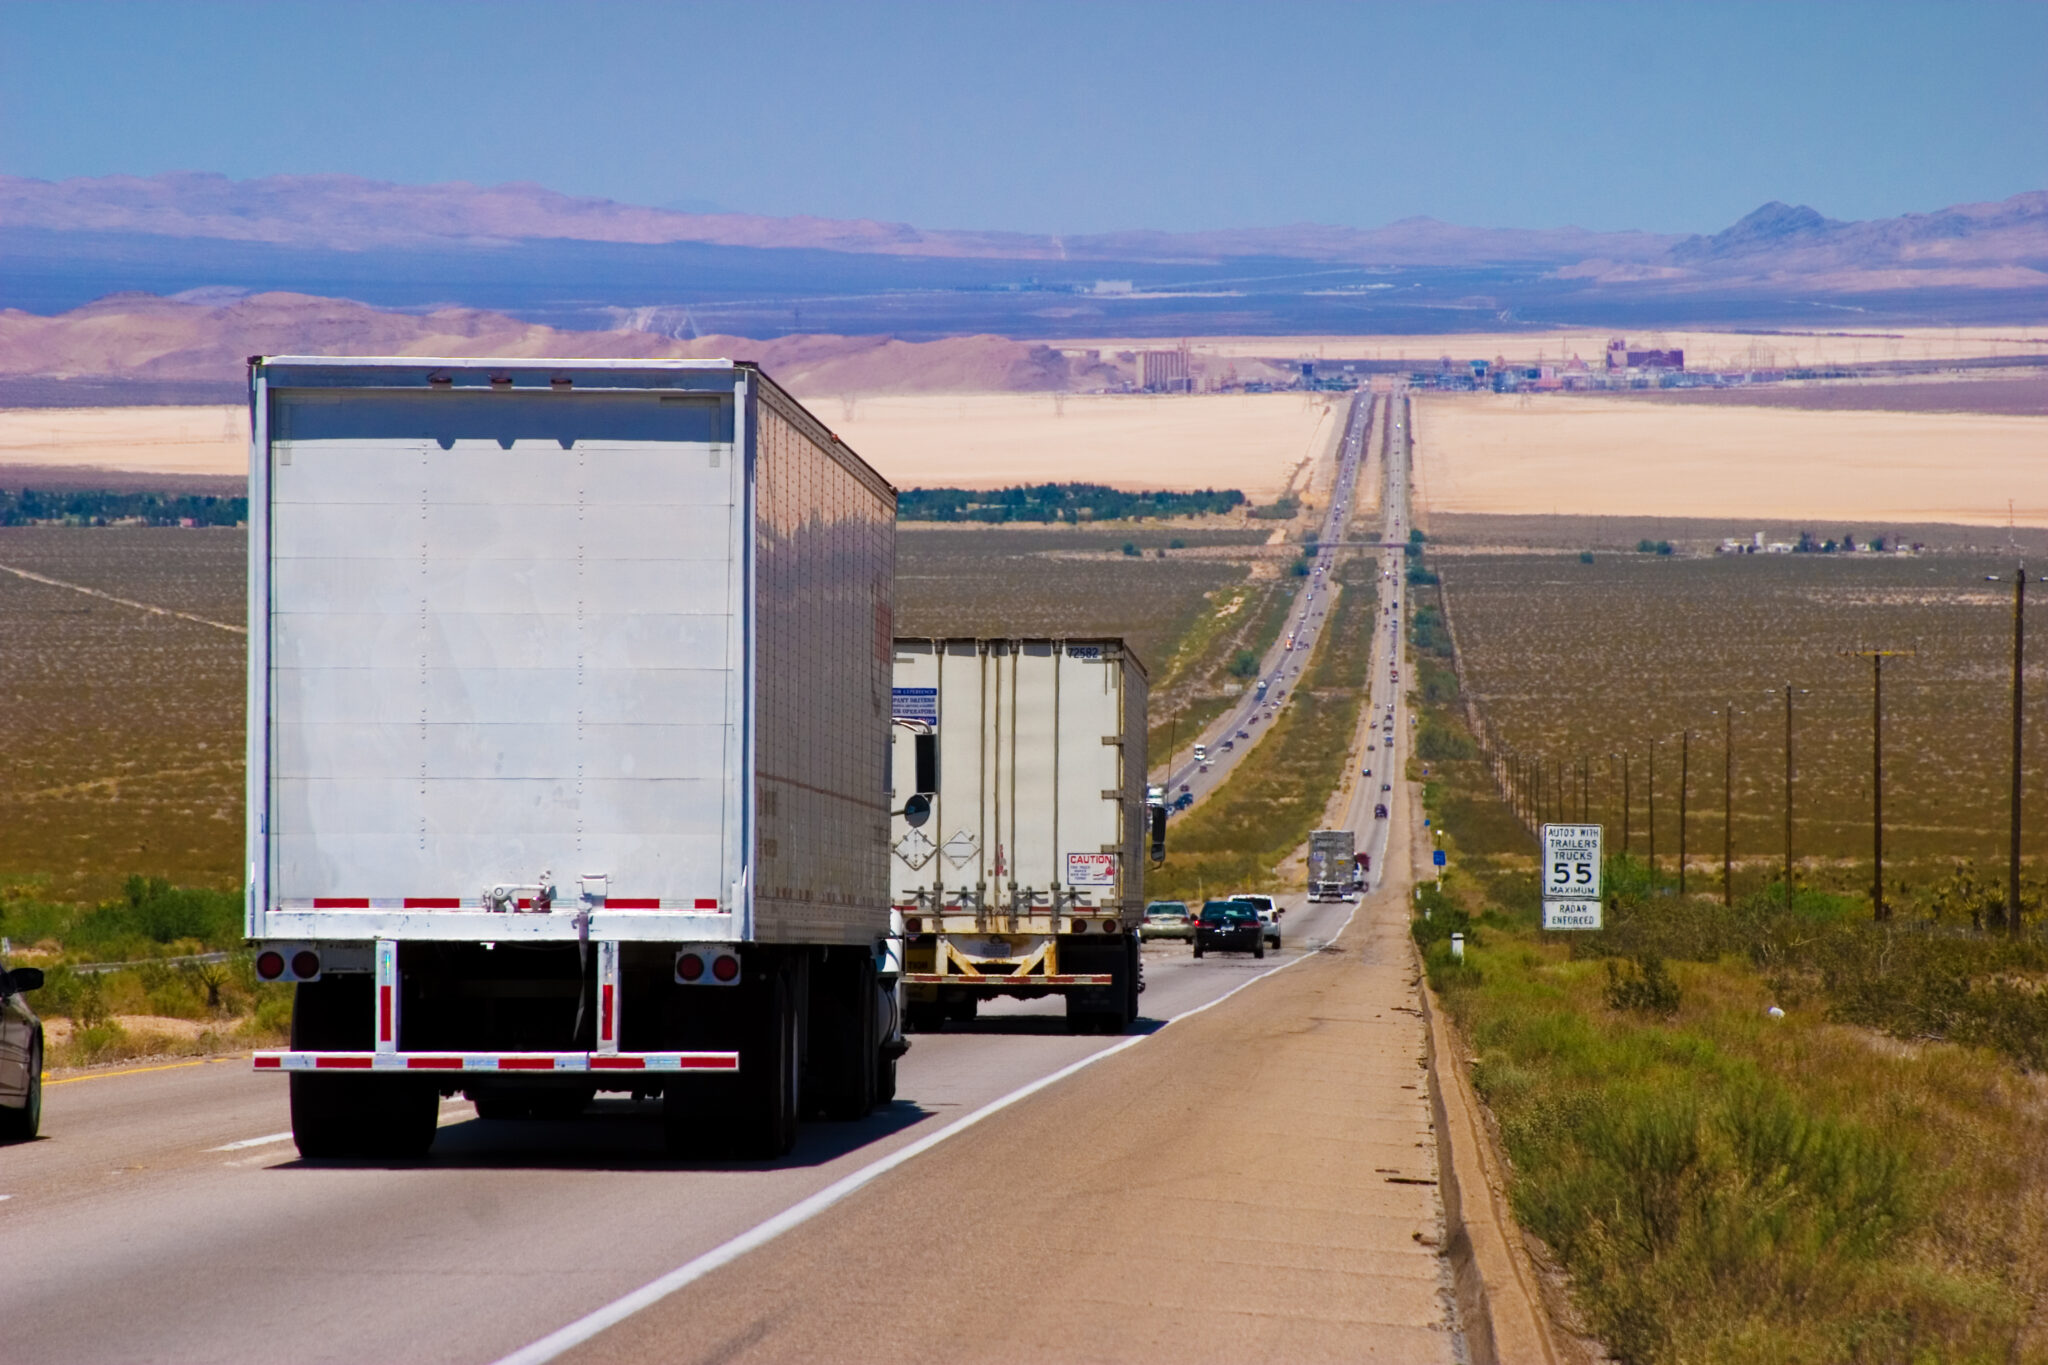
[1604,954,1683,1015]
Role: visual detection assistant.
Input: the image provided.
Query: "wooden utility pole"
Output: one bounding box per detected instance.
[1843,650,1914,920]
[1621,752,1631,855]
[1679,729,1690,895]
[1783,684,1798,909]
[1648,737,1658,880]
[2010,568,2027,937]
[1581,756,1590,822]
[1723,705,1734,906]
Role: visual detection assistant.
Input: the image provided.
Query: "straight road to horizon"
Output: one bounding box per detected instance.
[0,388,1453,1363]
[1154,386,1375,810]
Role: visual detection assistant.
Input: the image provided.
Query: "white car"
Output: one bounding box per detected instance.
[1227,893,1283,948]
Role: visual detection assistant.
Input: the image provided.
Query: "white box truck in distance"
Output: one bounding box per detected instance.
[1307,829,1357,903]
[245,356,902,1160]
[889,638,1161,1034]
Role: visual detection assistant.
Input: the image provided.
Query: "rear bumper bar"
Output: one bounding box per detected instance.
[902,973,1112,987]
[253,1050,738,1073]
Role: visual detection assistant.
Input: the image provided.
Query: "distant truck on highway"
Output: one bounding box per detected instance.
[889,638,1163,1034]
[244,357,902,1161]
[1307,829,1359,903]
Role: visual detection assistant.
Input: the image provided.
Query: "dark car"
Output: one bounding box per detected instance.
[1193,900,1264,959]
[0,957,46,1141]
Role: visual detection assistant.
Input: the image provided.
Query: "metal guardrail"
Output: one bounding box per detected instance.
[64,951,234,977]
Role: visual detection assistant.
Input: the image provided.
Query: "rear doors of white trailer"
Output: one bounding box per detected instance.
[889,640,1138,912]
[250,363,747,942]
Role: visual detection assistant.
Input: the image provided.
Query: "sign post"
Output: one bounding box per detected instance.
[1540,823,1603,930]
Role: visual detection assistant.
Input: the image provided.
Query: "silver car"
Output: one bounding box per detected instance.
[1140,901,1194,942]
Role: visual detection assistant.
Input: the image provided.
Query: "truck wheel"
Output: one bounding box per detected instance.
[356,1079,440,1158]
[289,975,374,1158]
[526,1085,596,1120]
[730,969,799,1159]
[1125,938,1142,1021]
[944,994,978,1024]
[472,1092,533,1121]
[875,1050,898,1106]
[808,952,876,1122]
[904,1001,946,1033]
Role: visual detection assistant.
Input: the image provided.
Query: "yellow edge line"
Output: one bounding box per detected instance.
[45,1054,244,1086]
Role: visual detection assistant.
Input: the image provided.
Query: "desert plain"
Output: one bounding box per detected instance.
[1,336,2045,531]
[1408,392,2048,527]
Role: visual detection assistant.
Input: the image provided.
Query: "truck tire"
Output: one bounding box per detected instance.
[875,1050,898,1106]
[904,1001,946,1033]
[730,969,800,1158]
[1125,938,1142,1022]
[288,976,439,1159]
[806,952,876,1122]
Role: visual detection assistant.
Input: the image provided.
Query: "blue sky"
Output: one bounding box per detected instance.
[3,1,2042,235]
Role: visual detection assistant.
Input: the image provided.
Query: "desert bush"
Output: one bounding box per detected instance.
[1604,954,1682,1015]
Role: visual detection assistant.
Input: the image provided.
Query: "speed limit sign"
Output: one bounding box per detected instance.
[1541,824,1603,928]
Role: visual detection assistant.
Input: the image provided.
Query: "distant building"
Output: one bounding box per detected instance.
[1607,336,1685,371]
[1137,349,1192,393]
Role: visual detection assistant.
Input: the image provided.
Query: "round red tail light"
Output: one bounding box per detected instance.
[291,950,320,980]
[904,917,922,935]
[256,950,285,981]
[677,952,705,982]
[711,953,741,983]
[1071,920,1088,933]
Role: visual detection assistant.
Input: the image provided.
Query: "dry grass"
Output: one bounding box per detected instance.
[0,530,244,901]
[1412,393,2048,527]
[1414,680,2048,1363]
[1436,550,2043,898]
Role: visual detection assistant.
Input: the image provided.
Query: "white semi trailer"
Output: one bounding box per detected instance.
[888,638,1162,1034]
[244,356,902,1160]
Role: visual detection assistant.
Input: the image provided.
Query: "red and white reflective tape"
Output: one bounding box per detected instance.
[902,973,1113,986]
[285,897,725,911]
[253,1050,739,1073]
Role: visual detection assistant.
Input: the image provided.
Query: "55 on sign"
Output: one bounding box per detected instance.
[1541,823,1603,930]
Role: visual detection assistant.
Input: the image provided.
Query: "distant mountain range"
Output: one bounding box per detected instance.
[8,172,2045,279]
[0,290,1126,404]
[2,174,2044,349]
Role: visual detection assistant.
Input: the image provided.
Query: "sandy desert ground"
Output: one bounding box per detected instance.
[1056,327,2048,371]
[0,391,1340,503]
[0,404,248,476]
[822,391,1337,500]
[1410,393,2048,527]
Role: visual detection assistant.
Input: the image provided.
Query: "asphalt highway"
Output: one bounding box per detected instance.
[0,386,1438,1364]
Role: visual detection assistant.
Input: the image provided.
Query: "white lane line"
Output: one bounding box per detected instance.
[493,903,1360,1365]
[209,1132,293,1152]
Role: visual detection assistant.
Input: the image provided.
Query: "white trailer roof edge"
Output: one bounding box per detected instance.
[893,635,1149,682]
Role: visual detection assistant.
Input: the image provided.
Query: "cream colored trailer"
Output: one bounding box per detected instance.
[888,638,1151,1034]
